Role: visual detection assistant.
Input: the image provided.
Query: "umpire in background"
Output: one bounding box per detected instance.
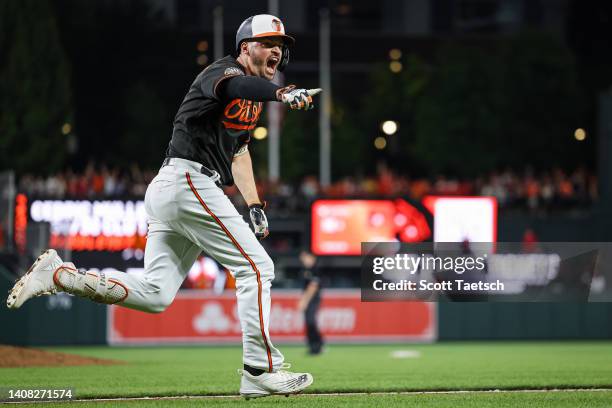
[297,250,324,355]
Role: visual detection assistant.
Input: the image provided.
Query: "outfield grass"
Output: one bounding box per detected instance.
[1,342,611,406]
[10,391,612,408]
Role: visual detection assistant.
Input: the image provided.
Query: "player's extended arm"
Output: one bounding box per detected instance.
[219,76,281,101]
[219,76,322,110]
[232,150,269,239]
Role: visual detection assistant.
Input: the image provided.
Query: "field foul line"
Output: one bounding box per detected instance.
[2,388,612,404]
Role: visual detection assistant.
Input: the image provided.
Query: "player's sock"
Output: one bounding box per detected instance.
[244,364,265,376]
[54,266,128,304]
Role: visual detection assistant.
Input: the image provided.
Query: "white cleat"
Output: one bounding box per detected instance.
[239,363,313,399]
[6,249,64,309]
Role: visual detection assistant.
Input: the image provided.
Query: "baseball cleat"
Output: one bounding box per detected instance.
[6,249,64,309]
[239,363,313,399]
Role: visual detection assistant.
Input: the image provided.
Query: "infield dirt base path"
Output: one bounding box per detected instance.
[0,345,122,368]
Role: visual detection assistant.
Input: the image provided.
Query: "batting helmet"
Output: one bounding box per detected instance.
[235,14,295,72]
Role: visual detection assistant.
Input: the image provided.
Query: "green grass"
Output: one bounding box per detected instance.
[9,392,612,408]
[1,342,611,407]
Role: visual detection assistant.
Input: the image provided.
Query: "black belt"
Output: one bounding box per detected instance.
[162,157,222,185]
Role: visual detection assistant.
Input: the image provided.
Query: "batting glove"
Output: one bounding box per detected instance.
[249,203,269,240]
[279,88,322,110]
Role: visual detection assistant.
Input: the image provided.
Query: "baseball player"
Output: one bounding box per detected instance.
[7,14,320,399]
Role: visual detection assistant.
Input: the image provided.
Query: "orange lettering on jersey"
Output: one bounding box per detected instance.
[223,99,262,130]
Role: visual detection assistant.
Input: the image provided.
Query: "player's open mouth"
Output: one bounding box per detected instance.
[266,57,279,74]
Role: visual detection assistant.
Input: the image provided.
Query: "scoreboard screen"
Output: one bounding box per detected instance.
[311,199,431,255]
[19,196,147,252]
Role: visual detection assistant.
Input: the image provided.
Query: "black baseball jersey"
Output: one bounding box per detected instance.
[166,56,262,186]
[303,266,321,300]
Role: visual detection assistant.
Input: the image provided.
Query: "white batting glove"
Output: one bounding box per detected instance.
[280,88,322,110]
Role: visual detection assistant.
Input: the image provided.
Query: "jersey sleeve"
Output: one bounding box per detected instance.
[199,61,245,101]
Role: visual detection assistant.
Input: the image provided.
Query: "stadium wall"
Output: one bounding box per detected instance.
[0,270,107,346]
[438,303,612,340]
[3,270,612,346]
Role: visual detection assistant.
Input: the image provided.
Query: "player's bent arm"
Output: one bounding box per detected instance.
[231,150,262,207]
[233,151,269,239]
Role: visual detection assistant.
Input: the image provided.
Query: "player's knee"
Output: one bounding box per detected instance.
[145,290,175,314]
[148,298,173,313]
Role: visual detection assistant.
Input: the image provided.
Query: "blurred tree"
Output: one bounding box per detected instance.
[0,0,73,173]
[120,82,168,168]
[565,1,612,168]
[330,102,367,180]
[278,108,318,183]
[567,1,612,92]
[499,32,585,168]
[52,0,175,168]
[363,56,431,174]
[413,44,504,176]
[254,100,366,184]
[412,32,584,176]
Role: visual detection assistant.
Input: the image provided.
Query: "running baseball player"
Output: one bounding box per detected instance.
[7,14,320,399]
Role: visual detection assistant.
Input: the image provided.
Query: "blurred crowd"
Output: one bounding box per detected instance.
[233,165,598,214]
[18,162,597,214]
[293,166,598,211]
[18,163,156,199]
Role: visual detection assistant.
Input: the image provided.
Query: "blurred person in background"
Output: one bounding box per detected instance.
[297,250,324,355]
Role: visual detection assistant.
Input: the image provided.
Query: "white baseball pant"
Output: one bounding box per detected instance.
[98,158,284,372]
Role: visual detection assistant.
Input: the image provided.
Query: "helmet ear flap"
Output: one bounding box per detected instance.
[278,45,290,72]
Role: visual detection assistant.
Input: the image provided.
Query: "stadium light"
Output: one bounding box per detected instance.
[389,48,402,60]
[61,123,72,135]
[196,40,209,52]
[574,128,586,141]
[381,120,398,135]
[196,55,209,66]
[389,61,402,73]
[374,136,387,150]
[254,127,268,140]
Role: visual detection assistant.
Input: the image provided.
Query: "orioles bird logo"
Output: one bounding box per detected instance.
[271,19,281,32]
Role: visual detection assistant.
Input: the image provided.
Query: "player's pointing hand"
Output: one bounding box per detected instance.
[277,87,322,110]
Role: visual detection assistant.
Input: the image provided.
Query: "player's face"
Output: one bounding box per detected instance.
[248,38,283,80]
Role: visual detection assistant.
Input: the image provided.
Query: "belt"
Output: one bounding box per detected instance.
[162,157,222,185]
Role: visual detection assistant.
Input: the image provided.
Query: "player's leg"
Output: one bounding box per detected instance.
[181,171,283,371]
[97,218,201,313]
[179,170,312,397]
[8,165,201,312]
[7,219,200,312]
[6,248,137,309]
[60,169,204,311]
[100,164,201,312]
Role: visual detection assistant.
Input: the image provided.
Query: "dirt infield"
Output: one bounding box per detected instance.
[0,345,122,368]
